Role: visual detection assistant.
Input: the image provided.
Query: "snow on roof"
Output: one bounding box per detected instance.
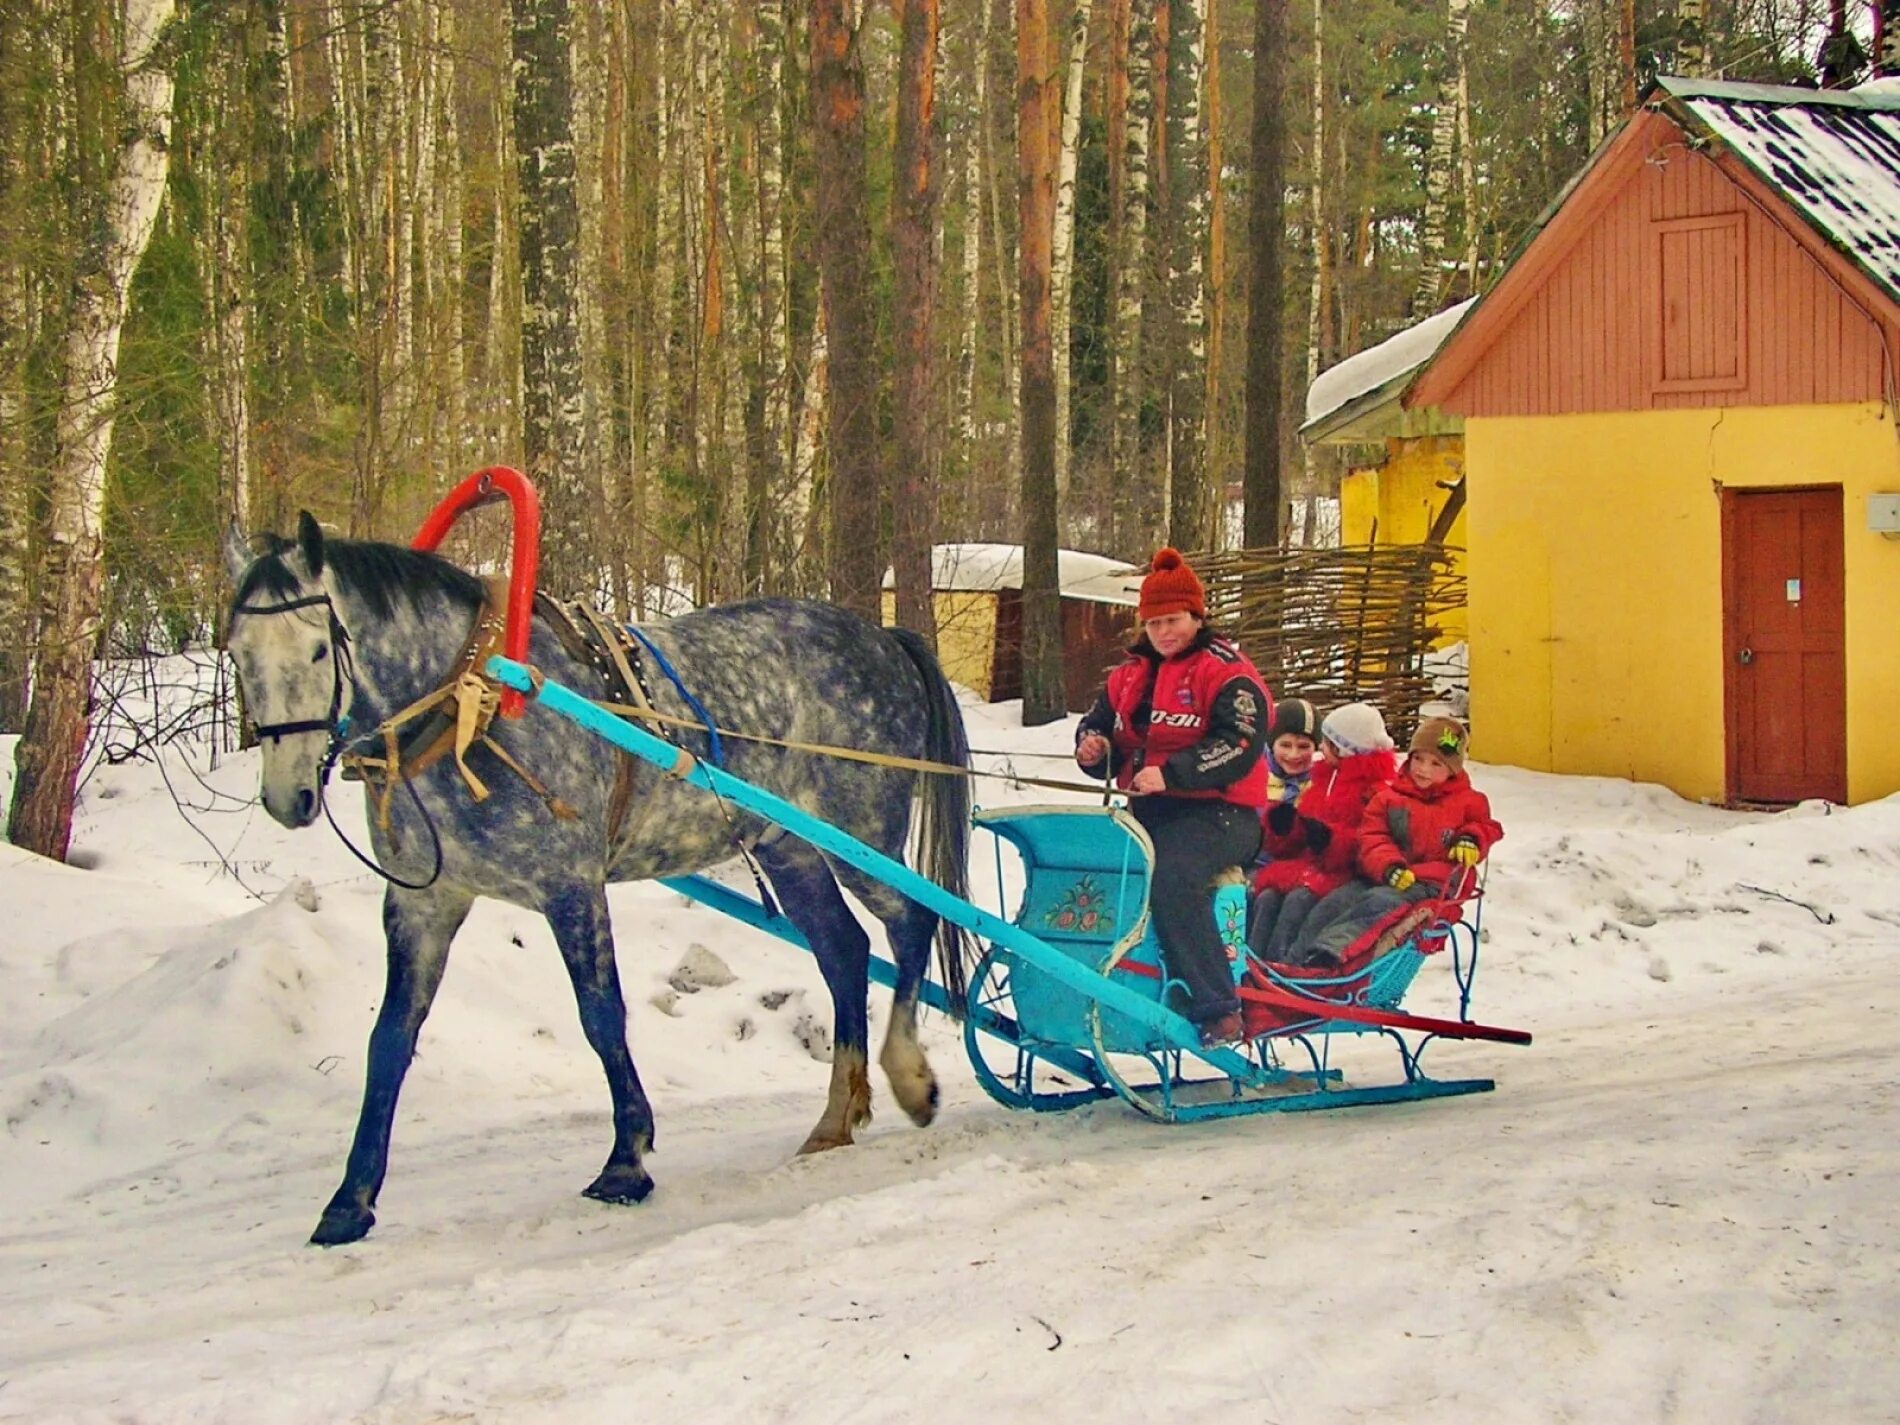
[881,543,1142,605]
[1303,298,1475,431]
[1659,74,1900,307]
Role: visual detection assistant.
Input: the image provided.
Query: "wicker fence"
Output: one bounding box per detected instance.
[1185,543,1466,743]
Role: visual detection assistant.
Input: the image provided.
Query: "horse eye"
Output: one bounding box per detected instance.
[312,645,329,663]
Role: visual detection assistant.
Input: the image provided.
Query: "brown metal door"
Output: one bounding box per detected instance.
[1721,487,1847,803]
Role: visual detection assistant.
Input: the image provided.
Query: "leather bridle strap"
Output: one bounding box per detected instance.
[230,592,353,745]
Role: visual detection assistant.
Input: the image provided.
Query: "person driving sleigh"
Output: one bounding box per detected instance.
[1074,548,1271,1047]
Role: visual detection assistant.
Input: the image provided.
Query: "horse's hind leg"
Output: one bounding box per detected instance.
[312,885,473,1246]
[544,882,658,1206]
[755,841,873,1154]
[833,867,942,1128]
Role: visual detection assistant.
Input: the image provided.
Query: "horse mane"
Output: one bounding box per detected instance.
[233,533,485,621]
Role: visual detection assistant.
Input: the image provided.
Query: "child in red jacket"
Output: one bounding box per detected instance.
[1291,716,1503,967]
[1246,702,1398,963]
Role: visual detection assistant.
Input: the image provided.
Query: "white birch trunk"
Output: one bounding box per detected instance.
[1051,0,1093,505]
[955,0,988,468]
[435,0,466,476]
[1677,1,1707,78]
[1413,0,1467,312]
[8,0,178,858]
[1112,0,1152,487]
[1165,0,1208,546]
[985,0,1018,493]
[789,316,826,563]
[1302,0,1322,502]
[202,20,251,529]
[1458,6,1476,290]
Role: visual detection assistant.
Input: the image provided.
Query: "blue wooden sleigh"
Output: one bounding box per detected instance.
[488,658,1529,1125]
[966,804,1529,1120]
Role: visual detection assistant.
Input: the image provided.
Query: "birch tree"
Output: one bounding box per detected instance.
[0,0,44,732]
[1880,0,1900,75]
[892,0,941,645]
[513,0,596,595]
[1111,0,1153,501]
[1302,0,1324,512]
[1163,0,1209,549]
[1415,0,1470,312]
[1242,0,1285,549]
[9,0,179,859]
[1051,0,1093,505]
[1676,0,1707,77]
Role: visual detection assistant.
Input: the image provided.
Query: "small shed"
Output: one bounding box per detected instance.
[1407,76,1900,806]
[881,545,1139,712]
[1303,299,1474,647]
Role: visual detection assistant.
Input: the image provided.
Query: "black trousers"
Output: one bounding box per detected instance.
[1131,796,1262,1023]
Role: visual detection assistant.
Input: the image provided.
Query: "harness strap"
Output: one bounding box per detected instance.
[585,697,1107,797]
[626,625,723,766]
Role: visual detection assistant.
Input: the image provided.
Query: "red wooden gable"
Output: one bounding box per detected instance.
[1410,108,1900,418]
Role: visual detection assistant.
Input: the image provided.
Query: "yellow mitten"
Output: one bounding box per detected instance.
[1386,865,1417,891]
[1448,838,1482,868]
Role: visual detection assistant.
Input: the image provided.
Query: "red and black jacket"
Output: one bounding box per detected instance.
[1075,629,1271,809]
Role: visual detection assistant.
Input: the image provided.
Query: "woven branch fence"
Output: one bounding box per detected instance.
[1184,543,1466,743]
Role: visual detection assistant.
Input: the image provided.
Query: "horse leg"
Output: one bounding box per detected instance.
[833,866,942,1128]
[756,842,873,1154]
[543,882,658,1206]
[311,885,473,1246]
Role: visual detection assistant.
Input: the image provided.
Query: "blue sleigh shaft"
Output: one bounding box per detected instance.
[656,870,1107,1086]
[486,656,1215,1058]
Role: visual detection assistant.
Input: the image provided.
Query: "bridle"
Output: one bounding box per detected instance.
[230,590,357,764]
[230,585,443,890]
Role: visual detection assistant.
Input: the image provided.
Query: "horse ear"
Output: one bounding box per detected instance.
[221,520,252,584]
[296,510,326,578]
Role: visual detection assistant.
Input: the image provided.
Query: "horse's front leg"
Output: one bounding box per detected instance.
[543,883,657,1206]
[311,884,473,1246]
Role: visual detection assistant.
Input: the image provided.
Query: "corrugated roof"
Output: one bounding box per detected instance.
[1660,74,1900,307]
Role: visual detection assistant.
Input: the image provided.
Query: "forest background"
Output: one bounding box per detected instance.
[0,0,1883,860]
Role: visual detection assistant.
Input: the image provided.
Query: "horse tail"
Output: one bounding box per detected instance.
[887,626,974,1016]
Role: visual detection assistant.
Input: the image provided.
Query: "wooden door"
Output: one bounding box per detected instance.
[1721,487,1847,803]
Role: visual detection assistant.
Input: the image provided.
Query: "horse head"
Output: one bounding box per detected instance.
[224,512,353,829]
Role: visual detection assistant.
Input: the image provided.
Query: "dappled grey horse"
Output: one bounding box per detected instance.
[224,515,971,1245]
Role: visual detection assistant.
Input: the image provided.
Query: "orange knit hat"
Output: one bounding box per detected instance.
[1137,547,1206,621]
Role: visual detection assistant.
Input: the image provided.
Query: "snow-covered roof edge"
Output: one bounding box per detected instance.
[881,544,1141,605]
[1303,298,1476,433]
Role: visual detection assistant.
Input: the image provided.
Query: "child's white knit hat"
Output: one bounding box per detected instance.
[1320,702,1394,755]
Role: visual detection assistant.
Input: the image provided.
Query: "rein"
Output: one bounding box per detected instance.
[581,694,1112,798]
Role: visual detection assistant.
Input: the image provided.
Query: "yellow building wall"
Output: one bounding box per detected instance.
[881,590,998,697]
[1465,402,1900,804]
[1339,434,1469,645]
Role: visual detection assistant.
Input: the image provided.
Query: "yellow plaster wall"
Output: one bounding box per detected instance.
[881,590,998,697]
[1465,402,1900,804]
[1338,434,1469,644]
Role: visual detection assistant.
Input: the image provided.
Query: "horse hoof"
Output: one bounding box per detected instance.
[582,1164,655,1206]
[796,1131,852,1156]
[309,1206,374,1247]
[899,1077,941,1128]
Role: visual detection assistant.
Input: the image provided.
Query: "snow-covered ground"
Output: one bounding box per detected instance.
[4,701,1899,1423]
